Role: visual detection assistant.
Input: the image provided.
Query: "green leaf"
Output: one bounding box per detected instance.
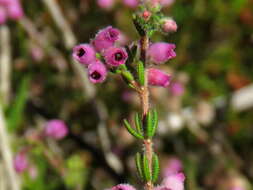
[146,110,153,138]
[134,112,143,135]
[122,71,134,82]
[137,61,145,86]
[146,109,158,138]
[143,154,151,181]
[150,109,158,138]
[135,152,144,180]
[123,119,143,139]
[7,77,30,132]
[152,154,160,183]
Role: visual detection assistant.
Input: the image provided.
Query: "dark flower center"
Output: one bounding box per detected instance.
[115,52,123,61]
[91,71,101,80]
[77,48,86,57]
[109,31,116,38]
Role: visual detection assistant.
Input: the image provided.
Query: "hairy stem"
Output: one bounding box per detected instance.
[139,35,153,190]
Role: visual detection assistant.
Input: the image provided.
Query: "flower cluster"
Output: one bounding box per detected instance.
[73,26,176,87]
[0,0,23,25]
[107,172,185,190]
[73,26,128,84]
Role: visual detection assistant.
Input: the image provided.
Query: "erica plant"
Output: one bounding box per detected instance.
[72,1,184,190]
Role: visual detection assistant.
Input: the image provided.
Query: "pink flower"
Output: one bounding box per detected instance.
[170,82,185,96]
[97,0,115,9]
[162,18,177,33]
[0,6,7,24]
[14,151,28,173]
[88,60,108,83]
[148,68,171,87]
[163,158,183,177]
[148,42,176,64]
[44,119,68,140]
[93,26,120,52]
[72,44,96,65]
[161,172,185,190]
[109,184,136,190]
[6,0,23,20]
[122,0,138,8]
[103,46,128,67]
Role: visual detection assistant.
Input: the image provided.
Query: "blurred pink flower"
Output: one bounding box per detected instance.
[44,119,68,140]
[162,172,185,190]
[97,0,115,10]
[170,82,185,96]
[122,0,138,8]
[14,151,28,173]
[163,158,183,177]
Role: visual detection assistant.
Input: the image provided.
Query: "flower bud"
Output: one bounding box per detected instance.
[162,18,177,33]
[0,6,7,24]
[109,184,136,190]
[93,26,120,52]
[72,44,96,65]
[103,46,128,67]
[44,119,68,140]
[14,151,28,173]
[88,60,108,83]
[122,0,138,8]
[142,10,151,20]
[148,68,171,87]
[97,0,115,10]
[161,172,185,190]
[148,42,176,64]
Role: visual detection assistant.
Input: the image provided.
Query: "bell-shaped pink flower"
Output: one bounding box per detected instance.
[109,184,136,190]
[162,18,177,33]
[0,6,7,24]
[170,82,185,96]
[103,46,128,67]
[14,151,28,173]
[161,172,185,190]
[148,42,176,64]
[93,26,120,52]
[122,0,138,8]
[72,44,96,65]
[148,68,171,87]
[163,158,183,177]
[88,60,108,83]
[6,0,23,20]
[97,0,115,9]
[44,119,68,140]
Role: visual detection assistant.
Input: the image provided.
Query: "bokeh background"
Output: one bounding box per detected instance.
[0,0,253,190]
